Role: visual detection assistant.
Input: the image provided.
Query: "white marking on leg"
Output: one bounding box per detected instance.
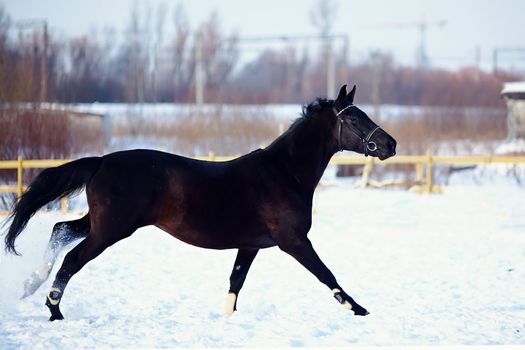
[47,287,61,305]
[341,301,353,310]
[332,288,352,310]
[223,292,237,316]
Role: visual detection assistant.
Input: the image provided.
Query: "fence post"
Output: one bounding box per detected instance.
[359,157,374,189]
[60,197,68,214]
[425,148,433,193]
[416,162,423,185]
[17,155,23,200]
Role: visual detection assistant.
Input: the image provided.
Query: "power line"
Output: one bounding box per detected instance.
[493,47,525,74]
[192,33,349,104]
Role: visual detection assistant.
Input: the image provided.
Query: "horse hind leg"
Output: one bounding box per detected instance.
[21,215,90,299]
[46,234,114,321]
[45,208,138,321]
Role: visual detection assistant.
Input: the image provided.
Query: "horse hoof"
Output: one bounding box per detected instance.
[45,290,64,321]
[354,307,370,316]
[49,314,64,322]
[47,307,64,322]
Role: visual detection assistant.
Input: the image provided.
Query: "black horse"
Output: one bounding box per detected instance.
[4,85,396,321]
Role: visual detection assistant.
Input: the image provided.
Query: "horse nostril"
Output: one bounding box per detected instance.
[386,140,396,156]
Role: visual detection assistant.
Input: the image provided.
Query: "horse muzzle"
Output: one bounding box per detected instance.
[375,137,397,160]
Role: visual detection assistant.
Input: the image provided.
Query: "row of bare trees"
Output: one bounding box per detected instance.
[0,3,523,106]
[0,3,240,104]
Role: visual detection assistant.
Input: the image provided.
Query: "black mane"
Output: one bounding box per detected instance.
[293,97,334,129]
[301,97,334,118]
[267,98,334,151]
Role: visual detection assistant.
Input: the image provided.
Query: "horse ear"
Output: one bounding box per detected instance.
[335,84,347,110]
[347,84,356,104]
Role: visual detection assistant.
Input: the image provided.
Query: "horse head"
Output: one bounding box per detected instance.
[333,84,397,160]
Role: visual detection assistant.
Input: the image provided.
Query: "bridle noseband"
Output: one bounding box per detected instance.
[335,104,382,156]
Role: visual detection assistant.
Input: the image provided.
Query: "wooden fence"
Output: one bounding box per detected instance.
[1,151,524,214]
[334,150,525,193]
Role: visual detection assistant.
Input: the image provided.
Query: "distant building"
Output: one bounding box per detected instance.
[38,105,108,153]
[501,81,525,140]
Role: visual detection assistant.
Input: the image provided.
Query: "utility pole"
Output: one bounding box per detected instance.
[195,32,204,105]
[325,37,335,98]
[40,21,48,102]
[418,21,428,68]
[474,45,481,81]
[493,49,498,74]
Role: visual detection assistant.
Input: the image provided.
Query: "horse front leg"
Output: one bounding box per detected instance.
[224,248,258,315]
[278,237,369,316]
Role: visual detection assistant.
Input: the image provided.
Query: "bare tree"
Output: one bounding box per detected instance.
[0,5,11,102]
[231,47,310,103]
[309,0,337,37]
[150,3,167,102]
[198,11,239,102]
[310,0,338,96]
[60,36,101,101]
[122,2,147,103]
[169,3,193,102]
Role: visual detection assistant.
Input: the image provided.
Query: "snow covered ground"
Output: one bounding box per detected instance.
[1,178,524,348]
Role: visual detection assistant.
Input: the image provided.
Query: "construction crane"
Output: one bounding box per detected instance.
[369,18,447,68]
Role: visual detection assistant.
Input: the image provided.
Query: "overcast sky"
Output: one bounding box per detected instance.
[4,0,525,71]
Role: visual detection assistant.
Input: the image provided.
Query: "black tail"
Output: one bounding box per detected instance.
[3,157,101,255]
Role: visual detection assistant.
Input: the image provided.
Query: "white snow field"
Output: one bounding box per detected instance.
[1,179,524,348]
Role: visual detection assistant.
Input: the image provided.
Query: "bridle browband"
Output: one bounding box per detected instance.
[334,104,382,156]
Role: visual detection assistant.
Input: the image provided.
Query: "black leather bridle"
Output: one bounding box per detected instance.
[335,104,382,156]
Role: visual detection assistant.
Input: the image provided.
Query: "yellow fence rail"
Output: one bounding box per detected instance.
[330,151,525,193]
[1,150,525,213]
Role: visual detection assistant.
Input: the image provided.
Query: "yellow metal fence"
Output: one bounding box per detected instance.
[1,151,524,214]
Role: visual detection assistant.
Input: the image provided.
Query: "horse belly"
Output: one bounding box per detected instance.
[156,214,275,250]
[156,172,276,249]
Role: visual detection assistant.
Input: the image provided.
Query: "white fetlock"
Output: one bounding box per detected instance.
[223,292,237,316]
[47,287,62,306]
[332,288,353,310]
[341,301,353,310]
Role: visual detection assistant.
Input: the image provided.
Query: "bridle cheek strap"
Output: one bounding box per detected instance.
[338,117,344,152]
[335,105,351,152]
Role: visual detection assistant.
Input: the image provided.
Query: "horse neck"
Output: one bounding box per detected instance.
[268,112,337,194]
